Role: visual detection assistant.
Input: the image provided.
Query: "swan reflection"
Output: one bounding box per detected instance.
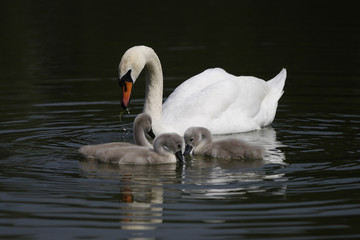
[181,126,287,199]
[79,161,178,231]
[78,126,286,231]
[213,126,286,164]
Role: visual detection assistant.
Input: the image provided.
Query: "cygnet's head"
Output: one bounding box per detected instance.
[184,127,202,147]
[154,133,185,163]
[183,127,212,156]
[134,113,155,139]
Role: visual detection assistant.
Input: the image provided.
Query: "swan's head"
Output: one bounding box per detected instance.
[154,133,185,163]
[118,46,150,108]
[183,127,212,156]
[133,113,155,139]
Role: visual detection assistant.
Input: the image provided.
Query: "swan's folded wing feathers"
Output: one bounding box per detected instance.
[166,68,235,97]
[163,78,238,132]
[163,72,271,134]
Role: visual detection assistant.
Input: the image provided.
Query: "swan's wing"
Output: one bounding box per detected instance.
[204,76,270,133]
[163,71,270,134]
[163,68,235,104]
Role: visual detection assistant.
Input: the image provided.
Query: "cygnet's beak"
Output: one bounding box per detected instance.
[175,150,185,163]
[183,144,193,156]
[147,129,155,139]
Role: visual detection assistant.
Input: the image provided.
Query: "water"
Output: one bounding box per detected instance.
[1,1,360,239]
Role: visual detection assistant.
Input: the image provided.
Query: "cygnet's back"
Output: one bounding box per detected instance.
[184,127,264,160]
[78,113,155,158]
[95,133,185,164]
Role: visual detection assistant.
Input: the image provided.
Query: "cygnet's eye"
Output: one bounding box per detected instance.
[177,144,181,148]
[190,138,193,142]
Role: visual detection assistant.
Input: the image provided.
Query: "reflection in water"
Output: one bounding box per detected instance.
[79,126,287,232]
[181,161,288,201]
[79,161,177,231]
[119,185,163,230]
[213,126,286,165]
[182,126,287,200]
[1,1,359,238]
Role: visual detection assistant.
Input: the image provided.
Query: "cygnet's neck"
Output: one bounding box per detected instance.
[153,136,167,155]
[197,128,213,150]
[133,127,152,148]
[153,135,177,160]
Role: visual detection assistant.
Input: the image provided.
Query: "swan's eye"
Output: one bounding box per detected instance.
[177,144,181,148]
[190,138,193,142]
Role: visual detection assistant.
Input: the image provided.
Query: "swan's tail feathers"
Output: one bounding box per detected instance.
[254,68,287,127]
[267,68,287,101]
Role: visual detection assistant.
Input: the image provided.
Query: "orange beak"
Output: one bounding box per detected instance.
[121,81,133,108]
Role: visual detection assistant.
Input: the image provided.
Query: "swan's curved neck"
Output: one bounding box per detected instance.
[120,46,164,134]
[141,49,163,132]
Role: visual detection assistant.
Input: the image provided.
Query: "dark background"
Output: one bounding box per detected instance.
[1,1,360,239]
[1,1,359,80]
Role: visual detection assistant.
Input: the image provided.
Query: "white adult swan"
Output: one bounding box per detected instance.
[79,113,155,158]
[118,45,286,135]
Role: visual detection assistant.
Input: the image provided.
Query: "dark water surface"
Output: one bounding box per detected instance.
[1,1,360,239]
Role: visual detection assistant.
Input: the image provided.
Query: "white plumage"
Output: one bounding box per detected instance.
[118,46,286,135]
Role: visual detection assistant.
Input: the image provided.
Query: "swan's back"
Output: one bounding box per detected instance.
[163,68,234,103]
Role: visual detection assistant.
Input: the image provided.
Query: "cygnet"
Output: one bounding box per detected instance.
[183,127,264,160]
[78,113,155,158]
[95,133,185,164]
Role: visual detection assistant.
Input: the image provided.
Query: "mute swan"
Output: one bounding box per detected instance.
[118,45,286,135]
[95,133,185,164]
[78,113,155,158]
[183,127,264,160]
